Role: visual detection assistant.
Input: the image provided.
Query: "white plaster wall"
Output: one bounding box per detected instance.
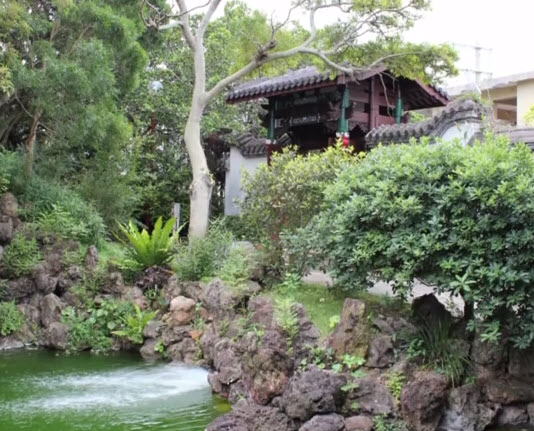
[224,147,267,216]
[517,79,534,126]
[440,121,481,145]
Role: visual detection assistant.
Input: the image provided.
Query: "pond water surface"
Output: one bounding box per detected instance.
[0,350,230,431]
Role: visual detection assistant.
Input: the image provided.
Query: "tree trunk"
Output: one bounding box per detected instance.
[25,111,41,178]
[184,105,214,238]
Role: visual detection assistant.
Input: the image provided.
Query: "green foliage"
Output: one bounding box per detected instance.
[112,304,156,345]
[117,216,176,271]
[240,145,357,273]
[172,221,234,281]
[524,105,534,126]
[2,233,42,277]
[386,371,406,401]
[62,299,139,352]
[405,320,470,386]
[409,111,427,123]
[329,315,340,330]
[17,176,106,244]
[274,297,299,348]
[215,243,256,288]
[303,135,534,348]
[373,414,407,431]
[0,301,24,336]
[0,151,22,194]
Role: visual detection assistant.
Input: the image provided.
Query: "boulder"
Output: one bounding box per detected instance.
[292,304,321,362]
[45,322,69,350]
[201,279,242,320]
[168,296,196,326]
[401,371,449,431]
[101,271,127,296]
[17,303,40,327]
[0,216,13,243]
[140,338,163,360]
[280,369,347,421]
[167,337,201,364]
[32,264,58,295]
[437,383,499,431]
[84,245,99,271]
[365,335,394,368]
[482,376,534,404]
[326,299,369,358]
[248,296,276,330]
[143,320,164,339]
[0,192,18,218]
[496,406,528,427]
[299,414,345,431]
[213,338,242,385]
[0,334,24,350]
[40,293,66,328]
[241,333,293,404]
[206,400,297,431]
[4,277,36,300]
[471,334,505,375]
[121,286,149,310]
[56,265,83,295]
[344,377,395,416]
[161,325,191,347]
[508,347,534,378]
[180,280,205,303]
[344,415,373,431]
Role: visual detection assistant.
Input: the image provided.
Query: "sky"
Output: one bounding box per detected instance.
[183,0,532,85]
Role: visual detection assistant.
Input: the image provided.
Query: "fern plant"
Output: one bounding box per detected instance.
[112,304,156,344]
[117,216,177,271]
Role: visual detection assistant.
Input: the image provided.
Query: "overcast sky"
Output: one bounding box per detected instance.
[185,0,531,84]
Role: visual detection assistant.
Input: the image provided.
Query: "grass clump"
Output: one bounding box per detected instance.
[0,301,24,336]
[2,233,42,277]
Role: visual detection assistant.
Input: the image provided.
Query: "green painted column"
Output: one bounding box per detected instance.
[395,87,403,124]
[267,99,276,141]
[337,86,350,135]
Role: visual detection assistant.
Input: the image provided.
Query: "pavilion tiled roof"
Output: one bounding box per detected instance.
[365,99,487,148]
[228,132,292,158]
[226,66,449,108]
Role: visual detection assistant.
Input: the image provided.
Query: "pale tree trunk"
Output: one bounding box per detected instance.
[25,111,41,178]
[184,101,214,238]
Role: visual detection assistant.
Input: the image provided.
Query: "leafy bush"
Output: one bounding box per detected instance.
[112,304,156,344]
[274,297,299,348]
[2,233,42,277]
[62,299,137,352]
[0,301,24,336]
[301,135,534,348]
[16,176,106,244]
[215,243,256,287]
[405,320,470,386]
[117,216,176,272]
[172,220,234,281]
[240,144,357,273]
[0,150,23,194]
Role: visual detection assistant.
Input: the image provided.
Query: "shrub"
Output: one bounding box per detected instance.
[0,150,23,194]
[2,233,42,277]
[404,320,470,386]
[117,216,177,272]
[240,144,357,273]
[62,299,137,352]
[274,297,299,348]
[301,134,534,348]
[0,301,24,336]
[17,176,106,244]
[172,220,234,281]
[215,243,256,287]
[112,304,156,344]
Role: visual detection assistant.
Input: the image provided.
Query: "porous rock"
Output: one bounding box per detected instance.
[0,216,13,243]
[365,335,394,368]
[143,320,164,339]
[140,338,162,360]
[4,277,36,300]
[201,279,242,320]
[84,245,99,271]
[45,322,69,350]
[40,293,66,328]
[496,406,529,427]
[168,296,196,326]
[325,298,369,358]
[280,368,347,421]
[401,371,449,431]
[345,377,395,416]
[344,415,373,431]
[32,264,58,295]
[0,192,18,218]
[299,413,345,431]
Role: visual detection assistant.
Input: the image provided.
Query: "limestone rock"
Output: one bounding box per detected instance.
[299,414,345,431]
[45,322,69,350]
[345,377,395,416]
[213,338,242,385]
[56,265,83,295]
[365,335,394,368]
[482,376,534,404]
[167,337,200,364]
[0,216,13,243]
[508,347,534,378]
[344,415,373,431]
[143,320,164,339]
[168,296,196,326]
[161,325,191,346]
[206,400,297,431]
[0,334,24,350]
[201,279,242,320]
[248,296,275,330]
[401,371,449,431]
[280,368,347,421]
[496,406,529,427]
[437,383,498,431]
[4,277,36,300]
[17,303,40,327]
[101,271,127,296]
[84,245,99,271]
[325,298,369,358]
[40,293,66,328]
[292,303,321,363]
[0,192,18,218]
[412,294,451,325]
[140,338,163,360]
[32,264,58,295]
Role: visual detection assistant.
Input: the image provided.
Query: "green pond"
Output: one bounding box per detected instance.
[0,349,230,431]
